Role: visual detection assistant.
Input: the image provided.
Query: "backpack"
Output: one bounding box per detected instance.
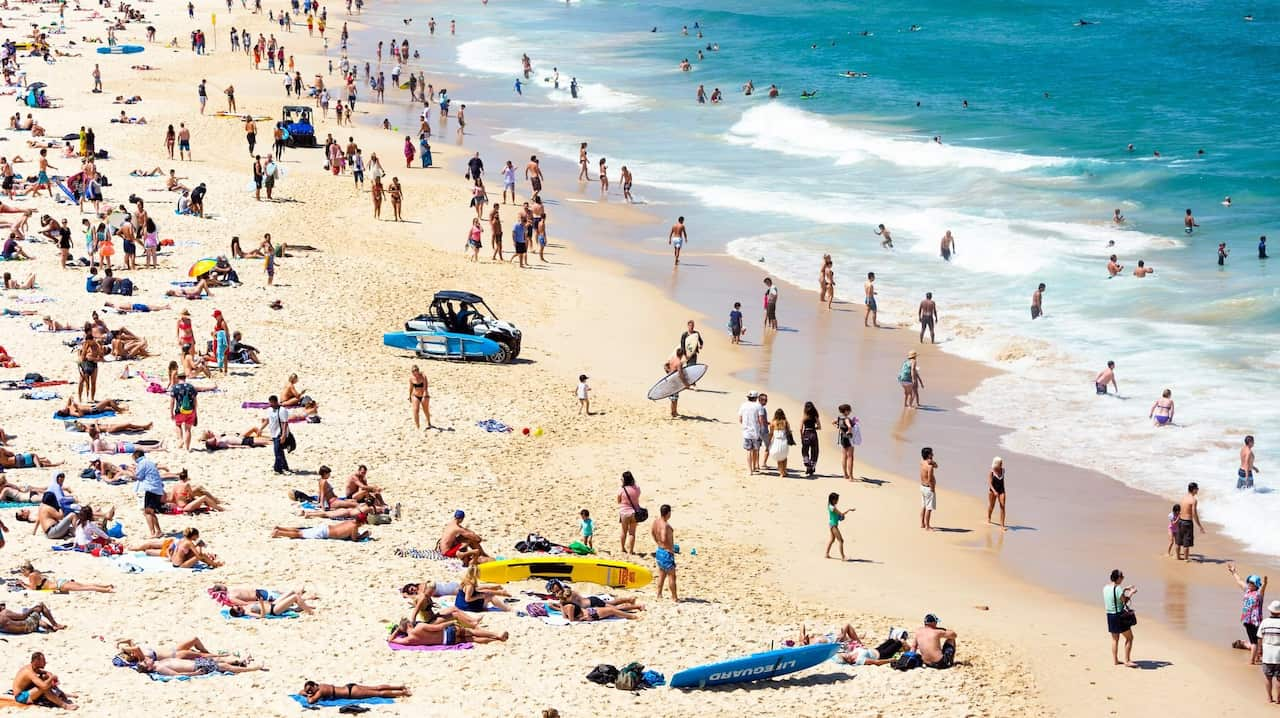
[114,278,134,296]
[874,638,903,660]
[585,664,618,685]
[173,384,195,413]
[891,651,922,671]
[615,662,645,691]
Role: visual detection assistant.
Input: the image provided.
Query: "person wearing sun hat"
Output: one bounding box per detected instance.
[1260,599,1280,702]
[1227,562,1268,664]
[898,350,923,408]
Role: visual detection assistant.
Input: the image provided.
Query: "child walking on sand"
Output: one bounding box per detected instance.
[825,492,854,560]
[1166,504,1179,556]
[576,374,591,415]
[580,509,594,550]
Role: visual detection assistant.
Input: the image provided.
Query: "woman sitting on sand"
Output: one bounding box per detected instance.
[389,609,508,647]
[72,505,120,552]
[19,561,114,593]
[301,682,411,704]
[1,272,37,290]
[181,343,214,381]
[164,472,225,513]
[401,581,483,624]
[116,637,227,664]
[54,397,127,419]
[227,590,316,618]
[279,373,319,414]
[454,565,512,613]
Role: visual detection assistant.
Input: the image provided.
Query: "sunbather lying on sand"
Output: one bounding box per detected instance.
[389,611,508,646]
[54,397,127,418]
[226,590,316,618]
[164,278,212,299]
[209,584,320,607]
[68,420,152,434]
[0,474,42,502]
[301,682,411,704]
[133,656,266,676]
[797,624,904,666]
[19,561,114,593]
[271,519,370,541]
[201,424,270,451]
[85,425,161,454]
[1,447,62,469]
[127,527,223,568]
[0,602,65,634]
[545,579,645,615]
[116,637,228,663]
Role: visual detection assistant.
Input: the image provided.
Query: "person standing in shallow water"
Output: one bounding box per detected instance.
[763,278,779,330]
[1031,282,1045,319]
[668,216,687,266]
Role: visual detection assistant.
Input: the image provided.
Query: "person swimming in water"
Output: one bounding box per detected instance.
[800,90,817,98]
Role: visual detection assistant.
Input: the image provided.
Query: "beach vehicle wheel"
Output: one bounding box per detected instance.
[486,342,512,364]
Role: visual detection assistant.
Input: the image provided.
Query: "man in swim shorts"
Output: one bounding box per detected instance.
[668,216,688,266]
[651,504,678,601]
[1094,360,1118,395]
[918,292,938,344]
[12,651,77,709]
[0,603,64,634]
[1175,482,1204,562]
[524,155,543,196]
[920,447,937,531]
[1031,282,1045,319]
[271,518,368,541]
[915,614,957,669]
[1239,435,1260,490]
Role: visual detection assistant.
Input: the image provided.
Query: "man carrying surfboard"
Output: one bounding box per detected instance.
[663,348,691,418]
[679,320,703,366]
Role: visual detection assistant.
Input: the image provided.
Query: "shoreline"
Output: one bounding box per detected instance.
[0,2,1267,716]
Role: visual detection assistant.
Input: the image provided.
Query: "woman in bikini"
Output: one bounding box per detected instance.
[116,637,227,664]
[77,324,104,403]
[164,472,225,513]
[170,527,223,568]
[389,608,508,646]
[545,579,644,616]
[301,681,411,705]
[454,565,512,613]
[69,419,152,434]
[54,397,126,419]
[409,365,430,430]
[85,424,162,455]
[19,562,114,593]
[227,590,316,618]
[1149,389,1175,426]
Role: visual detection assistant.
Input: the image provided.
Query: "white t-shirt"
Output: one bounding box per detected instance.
[576,382,589,400]
[754,404,768,433]
[738,401,760,439]
[266,406,290,438]
[1260,617,1280,664]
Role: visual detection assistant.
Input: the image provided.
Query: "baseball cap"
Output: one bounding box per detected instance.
[212,309,222,317]
[453,510,465,520]
[747,391,758,399]
[579,374,588,381]
[1247,574,1262,588]
[1269,600,1280,614]
[924,613,940,624]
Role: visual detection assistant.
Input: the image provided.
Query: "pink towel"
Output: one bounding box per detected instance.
[386,641,473,652]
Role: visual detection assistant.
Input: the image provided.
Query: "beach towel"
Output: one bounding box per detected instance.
[11,294,55,304]
[386,641,472,652]
[0,500,37,510]
[110,552,209,573]
[4,380,69,389]
[393,547,455,562]
[288,695,396,708]
[240,401,270,408]
[20,390,60,399]
[220,608,299,620]
[476,419,513,433]
[53,410,116,421]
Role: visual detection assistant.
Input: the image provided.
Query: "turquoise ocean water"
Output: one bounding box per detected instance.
[360,1,1278,554]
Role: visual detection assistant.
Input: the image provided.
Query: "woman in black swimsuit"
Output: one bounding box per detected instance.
[987,457,1007,530]
[409,365,430,430]
[300,681,412,704]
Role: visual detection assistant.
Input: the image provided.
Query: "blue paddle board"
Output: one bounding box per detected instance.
[669,643,839,689]
[97,45,144,55]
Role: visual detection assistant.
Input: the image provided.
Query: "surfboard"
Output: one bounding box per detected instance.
[682,332,702,359]
[96,45,144,55]
[476,557,653,589]
[646,363,707,401]
[670,644,839,689]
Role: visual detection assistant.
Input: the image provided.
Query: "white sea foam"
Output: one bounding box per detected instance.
[726,103,1080,173]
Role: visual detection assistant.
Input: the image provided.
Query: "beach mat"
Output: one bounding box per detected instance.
[110,552,210,573]
[0,501,37,510]
[53,410,116,420]
[386,640,472,652]
[288,695,396,708]
[220,608,299,620]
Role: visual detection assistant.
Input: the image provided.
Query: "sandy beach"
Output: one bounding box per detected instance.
[0,2,1273,717]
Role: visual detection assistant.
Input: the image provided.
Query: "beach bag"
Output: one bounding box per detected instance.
[1113,586,1137,629]
[586,664,618,685]
[851,419,862,446]
[616,662,645,691]
[874,638,903,660]
[623,489,648,524]
[891,651,922,671]
[114,278,133,296]
[23,372,45,383]
[568,541,594,555]
[525,601,549,618]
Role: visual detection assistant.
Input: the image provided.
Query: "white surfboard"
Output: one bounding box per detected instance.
[646,363,708,401]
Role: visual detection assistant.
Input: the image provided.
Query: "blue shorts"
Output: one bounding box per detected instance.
[655,547,676,572]
[15,690,32,704]
[1238,469,1254,489]
[179,140,191,150]
[865,297,878,311]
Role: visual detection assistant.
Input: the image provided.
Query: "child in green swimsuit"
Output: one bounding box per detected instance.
[825,493,854,561]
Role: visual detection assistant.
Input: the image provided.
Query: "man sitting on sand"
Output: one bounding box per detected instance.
[12,651,77,710]
[0,603,65,634]
[272,517,370,541]
[439,510,490,565]
[345,465,388,511]
[914,613,958,669]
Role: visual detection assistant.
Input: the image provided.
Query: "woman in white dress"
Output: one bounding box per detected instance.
[768,408,792,478]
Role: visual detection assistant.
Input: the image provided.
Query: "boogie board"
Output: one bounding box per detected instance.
[646,363,707,401]
[97,45,144,55]
[476,557,652,589]
[670,643,839,689]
